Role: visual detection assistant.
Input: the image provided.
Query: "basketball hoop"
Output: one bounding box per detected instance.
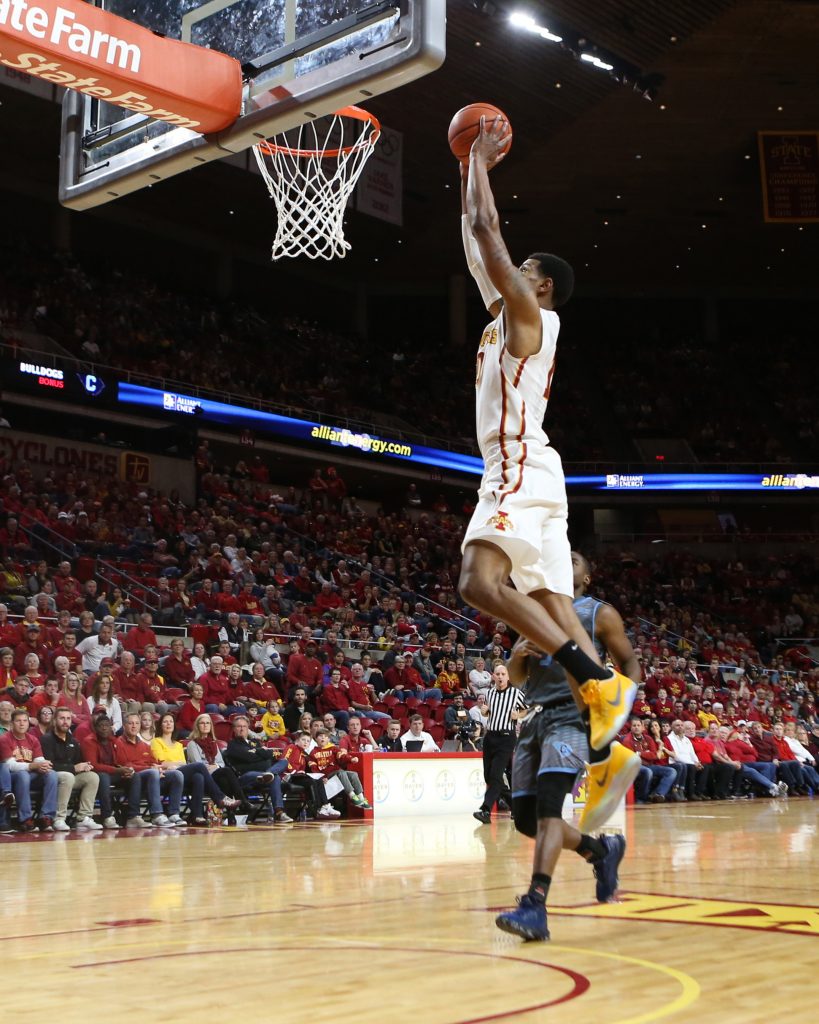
[252,106,381,260]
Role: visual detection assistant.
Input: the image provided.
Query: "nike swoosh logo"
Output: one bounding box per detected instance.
[596,768,610,787]
[606,680,622,707]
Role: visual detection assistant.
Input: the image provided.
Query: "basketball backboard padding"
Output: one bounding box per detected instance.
[59,0,445,210]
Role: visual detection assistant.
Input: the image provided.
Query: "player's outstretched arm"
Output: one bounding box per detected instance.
[460,163,502,317]
[596,605,642,683]
[466,117,542,354]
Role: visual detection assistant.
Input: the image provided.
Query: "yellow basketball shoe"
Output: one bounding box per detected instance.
[578,742,641,833]
[579,670,638,750]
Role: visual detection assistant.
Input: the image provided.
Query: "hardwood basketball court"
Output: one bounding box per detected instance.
[2,799,815,1022]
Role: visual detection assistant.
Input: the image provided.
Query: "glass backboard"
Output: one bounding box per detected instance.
[59,0,444,209]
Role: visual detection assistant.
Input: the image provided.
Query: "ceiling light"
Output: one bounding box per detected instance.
[581,53,614,71]
[509,11,562,43]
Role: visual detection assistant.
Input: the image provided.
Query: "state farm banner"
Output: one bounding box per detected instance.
[0,0,241,133]
[356,125,403,226]
[758,131,819,223]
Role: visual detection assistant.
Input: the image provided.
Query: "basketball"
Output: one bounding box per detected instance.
[448,103,512,164]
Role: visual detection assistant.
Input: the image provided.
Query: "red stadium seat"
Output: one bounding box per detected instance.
[214,720,233,742]
[424,697,441,712]
[365,721,384,741]
[405,697,422,711]
[428,724,445,747]
[381,695,400,709]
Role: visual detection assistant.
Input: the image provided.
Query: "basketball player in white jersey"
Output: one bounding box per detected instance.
[457,116,636,759]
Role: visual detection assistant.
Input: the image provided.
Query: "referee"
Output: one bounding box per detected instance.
[474,659,527,823]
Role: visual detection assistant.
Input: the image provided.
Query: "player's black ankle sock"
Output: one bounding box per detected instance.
[528,873,551,904]
[582,710,612,764]
[576,834,606,864]
[553,642,609,685]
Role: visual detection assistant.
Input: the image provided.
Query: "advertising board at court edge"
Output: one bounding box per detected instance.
[0,0,241,133]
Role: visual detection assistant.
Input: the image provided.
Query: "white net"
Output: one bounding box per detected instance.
[252,107,380,260]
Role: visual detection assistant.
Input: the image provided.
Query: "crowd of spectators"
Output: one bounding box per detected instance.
[4,239,817,462]
[1,446,818,832]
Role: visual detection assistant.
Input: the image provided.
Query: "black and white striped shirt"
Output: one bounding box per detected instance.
[485,685,527,733]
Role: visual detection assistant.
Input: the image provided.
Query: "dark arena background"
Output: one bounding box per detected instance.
[0,1,818,1021]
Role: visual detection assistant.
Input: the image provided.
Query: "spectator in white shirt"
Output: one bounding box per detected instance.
[668,719,705,800]
[468,657,492,700]
[76,623,119,674]
[400,714,440,753]
[784,723,819,788]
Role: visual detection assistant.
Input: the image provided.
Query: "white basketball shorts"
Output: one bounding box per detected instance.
[461,443,572,597]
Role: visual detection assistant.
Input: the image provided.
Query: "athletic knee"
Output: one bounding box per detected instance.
[536,772,574,820]
[459,567,502,613]
[512,796,537,838]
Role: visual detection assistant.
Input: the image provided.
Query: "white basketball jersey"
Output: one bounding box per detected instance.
[475,307,560,464]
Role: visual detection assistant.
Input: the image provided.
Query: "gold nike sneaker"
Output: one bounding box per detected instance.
[580,670,637,750]
[578,741,642,833]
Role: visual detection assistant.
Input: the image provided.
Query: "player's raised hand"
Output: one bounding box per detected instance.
[470,115,512,169]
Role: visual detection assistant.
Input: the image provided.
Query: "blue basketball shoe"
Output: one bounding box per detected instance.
[495,895,550,941]
[594,833,626,903]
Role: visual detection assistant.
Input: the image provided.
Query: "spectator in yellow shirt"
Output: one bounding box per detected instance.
[697,701,720,730]
[260,700,286,740]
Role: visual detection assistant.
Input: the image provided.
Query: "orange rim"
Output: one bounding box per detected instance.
[257,106,381,159]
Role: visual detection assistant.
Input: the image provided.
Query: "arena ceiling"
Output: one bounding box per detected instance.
[3,0,819,295]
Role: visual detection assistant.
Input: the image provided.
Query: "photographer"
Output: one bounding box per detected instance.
[444,693,482,751]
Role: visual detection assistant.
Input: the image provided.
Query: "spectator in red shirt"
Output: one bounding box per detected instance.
[384,654,439,700]
[0,605,19,649]
[346,661,389,722]
[80,715,131,828]
[194,579,220,621]
[243,662,281,708]
[0,707,59,830]
[215,640,238,667]
[771,722,811,794]
[631,687,652,718]
[114,712,180,827]
[651,687,675,722]
[123,613,158,659]
[338,715,377,774]
[14,625,50,673]
[49,631,81,672]
[749,721,802,791]
[236,582,264,625]
[215,580,242,618]
[723,724,782,796]
[56,580,84,617]
[200,655,246,717]
[315,582,343,617]
[162,637,195,691]
[114,651,143,710]
[287,639,323,697]
[318,668,351,730]
[621,718,676,803]
[27,677,61,718]
[46,609,74,648]
[0,647,16,689]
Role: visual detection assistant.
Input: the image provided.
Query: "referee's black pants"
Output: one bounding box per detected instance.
[480,731,516,811]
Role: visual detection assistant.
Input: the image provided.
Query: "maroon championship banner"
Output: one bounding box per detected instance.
[758,131,819,223]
